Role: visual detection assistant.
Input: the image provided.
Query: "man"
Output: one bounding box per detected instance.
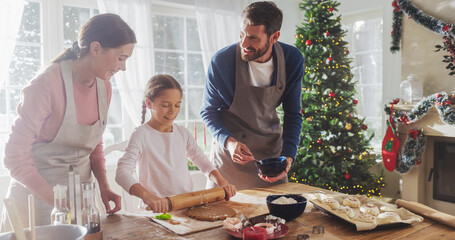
[200,1,304,190]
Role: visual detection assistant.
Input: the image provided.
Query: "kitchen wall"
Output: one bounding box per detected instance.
[401,0,455,95]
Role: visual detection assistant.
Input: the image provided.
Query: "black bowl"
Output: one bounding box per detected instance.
[255,156,287,177]
[266,194,307,221]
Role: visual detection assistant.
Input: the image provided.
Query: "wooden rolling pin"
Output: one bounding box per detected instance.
[146,187,225,212]
[396,199,455,228]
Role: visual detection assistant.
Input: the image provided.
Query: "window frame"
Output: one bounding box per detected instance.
[342,9,384,153]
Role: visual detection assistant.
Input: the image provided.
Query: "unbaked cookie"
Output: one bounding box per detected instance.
[343,196,361,208]
[337,205,355,218]
[377,212,401,224]
[360,203,380,216]
[322,198,340,210]
[355,213,377,223]
[186,204,236,221]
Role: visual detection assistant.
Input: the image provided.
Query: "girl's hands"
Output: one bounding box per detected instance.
[209,169,236,200]
[129,183,168,213]
[220,182,236,201]
[143,192,169,213]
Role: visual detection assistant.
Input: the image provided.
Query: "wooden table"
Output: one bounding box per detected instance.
[101,183,455,239]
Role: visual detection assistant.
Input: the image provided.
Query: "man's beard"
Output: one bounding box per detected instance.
[241,41,270,61]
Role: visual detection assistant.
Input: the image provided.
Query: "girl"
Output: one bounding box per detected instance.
[2,13,136,230]
[116,75,236,213]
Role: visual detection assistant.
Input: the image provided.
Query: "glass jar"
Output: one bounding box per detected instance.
[400,79,412,104]
[50,184,71,225]
[408,74,423,103]
[81,182,100,234]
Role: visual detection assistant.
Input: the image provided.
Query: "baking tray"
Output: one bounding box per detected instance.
[311,200,411,231]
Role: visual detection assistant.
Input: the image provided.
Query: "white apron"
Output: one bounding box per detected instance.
[208,43,288,190]
[1,60,107,231]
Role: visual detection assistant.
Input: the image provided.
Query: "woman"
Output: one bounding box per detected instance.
[1,13,136,230]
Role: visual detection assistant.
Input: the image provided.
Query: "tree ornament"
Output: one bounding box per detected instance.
[291,0,383,197]
[347,113,352,118]
[306,39,312,45]
[353,99,358,105]
[306,117,313,121]
[329,7,333,12]
[328,56,333,61]
[301,109,304,114]
[443,25,450,32]
[346,49,350,54]
[345,123,352,130]
[362,124,368,130]
[344,173,351,179]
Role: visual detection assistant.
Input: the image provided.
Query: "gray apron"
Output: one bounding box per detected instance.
[208,43,287,190]
[1,60,107,231]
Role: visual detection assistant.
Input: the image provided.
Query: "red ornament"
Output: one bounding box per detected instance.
[306,39,312,45]
[392,2,397,7]
[328,57,333,61]
[346,49,350,54]
[353,99,358,105]
[329,92,335,98]
[445,101,451,105]
[391,31,394,36]
[362,124,368,130]
[443,25,450,32]
[348,148,351,153]
[329,7,333,12]
[394,7,400,12]
[344,173,350,179]
[325,31,330,37]
[317,139,322,144]
[437,93,441,98]
[347,113,352,118]
[300,109,304,114]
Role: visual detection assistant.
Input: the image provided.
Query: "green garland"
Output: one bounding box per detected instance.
[390,0,455,75]
[390,0,403,53]
[384,92,455,125]
[395,129,425,174]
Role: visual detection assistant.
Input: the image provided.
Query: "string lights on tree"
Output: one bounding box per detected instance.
[290,0,385,197]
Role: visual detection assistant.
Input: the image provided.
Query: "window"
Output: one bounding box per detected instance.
[152,7,211,151]
[0,1,42,175]
[1,1,209,174]
[343,11,383,152]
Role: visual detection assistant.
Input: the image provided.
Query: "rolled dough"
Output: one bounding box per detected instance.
[185,204,236,221]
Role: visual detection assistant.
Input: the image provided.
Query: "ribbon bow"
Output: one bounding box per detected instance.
[409,129,418,139]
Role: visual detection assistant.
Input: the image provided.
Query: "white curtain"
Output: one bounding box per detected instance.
[1,0,25,87]
[195,0,250,73]
[96,0,155,126]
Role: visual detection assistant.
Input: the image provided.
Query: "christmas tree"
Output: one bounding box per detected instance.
[289,0,386,197]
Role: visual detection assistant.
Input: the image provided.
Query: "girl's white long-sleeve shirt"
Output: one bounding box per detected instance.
[115,123,216,198]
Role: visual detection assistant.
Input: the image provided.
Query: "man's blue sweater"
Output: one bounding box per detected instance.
[200,41,304,159]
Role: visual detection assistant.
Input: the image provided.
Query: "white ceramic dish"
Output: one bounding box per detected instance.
[0,225,87,240]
